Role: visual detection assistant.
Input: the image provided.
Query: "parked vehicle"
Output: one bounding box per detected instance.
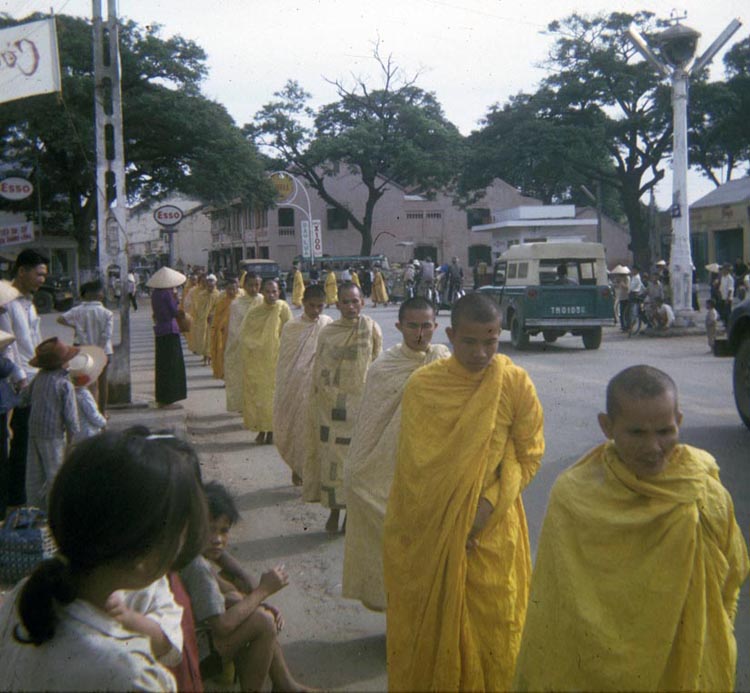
[478,242,615,350]
[714,297,750,429]
[33,274,74,314]
[239,259,281,283]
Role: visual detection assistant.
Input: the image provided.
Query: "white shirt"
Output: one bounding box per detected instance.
[62,301,114,354]
[629,274,645,294]
[719,273,735,301]
[3,294,42,382]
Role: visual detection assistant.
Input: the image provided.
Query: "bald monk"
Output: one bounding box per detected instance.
[514,365,749,692]
[190,273,220,364]
[324,265,338,307]
[209,277,239,379]
[383,292,544,692]
[291,261,305,308]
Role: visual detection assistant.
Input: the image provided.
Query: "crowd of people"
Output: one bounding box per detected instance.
[0,255,748,691]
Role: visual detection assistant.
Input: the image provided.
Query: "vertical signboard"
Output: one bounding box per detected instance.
[300,220,311,258]
[311,219,323,258]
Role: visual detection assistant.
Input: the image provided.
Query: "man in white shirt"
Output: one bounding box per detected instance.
[718,263,735,325]
[0,249,47,517]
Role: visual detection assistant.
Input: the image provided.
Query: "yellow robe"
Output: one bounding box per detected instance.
[351,271,361,289]
[273,313,334,476]
[292,270,305,308]
[372,270,388,304]
[324,270,338,305]
[383,355,544,692]
[343,342,451,611]
[180,278,196,312]
[188,287,219,356]
[303,314,382,507]
[240,300,292,431]
[224,293,262,412]
[513,442,749,693]
[209,292,235,379]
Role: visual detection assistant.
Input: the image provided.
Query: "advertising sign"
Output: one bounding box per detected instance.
[270,172,294,203]
[153,204,183,227]
[0,177,33,200]
[311,219,323,258]
[300,220,311,258]
[0,222,34,247]
[0,19,62,105]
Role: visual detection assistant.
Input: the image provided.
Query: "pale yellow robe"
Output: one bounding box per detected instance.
[324,270,338,305]
[343,342,451,611]
[224,293,262,412]
[240,300,292,432]
[372,270,388,304]
[188,287,219,355]
[514,442,749,693]
[291,270,305,308]
[209,292,235,379]
[303,314,382,507]
[383,355,545,692]
[273,313,334,476]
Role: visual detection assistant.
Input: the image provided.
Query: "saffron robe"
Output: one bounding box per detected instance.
[188,287,219,356]
[224,293,262,412]
[372,270,389,304]
[343,342,451,611]
[240,300,292,432]
[351,271,361,289]
[324,270,338,305]
[513,441,749,693]
[209,292,235,379]
[304,314,382,507]
[291,270,305,308]
[273,313,334,477]
[383,354,544,692]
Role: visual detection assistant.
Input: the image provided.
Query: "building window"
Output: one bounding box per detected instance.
[327,207,349,230]
[466,208,491,228]
[279,227,295,237]
[278,208,294,227]
[425,211,443,220]
[406,211,424,220]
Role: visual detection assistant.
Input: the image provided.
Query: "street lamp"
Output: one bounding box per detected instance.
[627,15,741,324]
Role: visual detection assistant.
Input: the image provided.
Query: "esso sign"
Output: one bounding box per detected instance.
[0,177,34,201]
[153,205,183,227]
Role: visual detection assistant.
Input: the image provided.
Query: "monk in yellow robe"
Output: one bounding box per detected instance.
[209,278,239,379]
[324,265,338,307]
[383,293,544,692]
[514,365,749,693]
[304,282,382,533]
[224,273,262,413]
[291,262,305,308]
[180,274,197,312]
[240,278,292,444]
[371,267,388,306]
[273,284,332,485]
[343,297,450,611]
[350,269,361,289]
[189,274,220,362]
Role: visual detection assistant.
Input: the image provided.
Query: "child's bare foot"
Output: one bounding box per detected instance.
[292,472,303,486]
[265,432,273,445]
[255,432,267,444]
[325,509,340,534]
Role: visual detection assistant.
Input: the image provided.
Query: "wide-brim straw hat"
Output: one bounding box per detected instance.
[610,265,631,275]
[29,337,80,370]
[0,280,20,307]
[655,260,667,267]
[67,345,107,385]
[0,329,16,350]
[146,267,186,289]
[705,263,720,273]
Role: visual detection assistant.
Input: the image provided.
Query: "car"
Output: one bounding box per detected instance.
[714,297,750,429]
[33,274,75,314]
[238,259,281,282]
[478,242,615,350]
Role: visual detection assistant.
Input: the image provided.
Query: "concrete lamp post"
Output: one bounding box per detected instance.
[627,16,741,324]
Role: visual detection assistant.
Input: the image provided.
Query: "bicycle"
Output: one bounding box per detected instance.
[627,295,655,336]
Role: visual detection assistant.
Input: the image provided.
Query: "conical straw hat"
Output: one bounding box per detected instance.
[0,280,20,307]
[610,265,631,275]
[146,267,186,289]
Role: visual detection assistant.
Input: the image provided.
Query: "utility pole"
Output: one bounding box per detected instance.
[93,0,131,403]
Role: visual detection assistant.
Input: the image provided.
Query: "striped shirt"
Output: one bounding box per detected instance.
[26,368,80,438]
[61,301,114,355]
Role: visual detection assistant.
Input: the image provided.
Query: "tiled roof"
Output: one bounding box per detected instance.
[691,177,750,209]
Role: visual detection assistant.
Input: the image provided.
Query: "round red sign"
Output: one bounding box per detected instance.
[153,204,183,227]
[0,177,34,201]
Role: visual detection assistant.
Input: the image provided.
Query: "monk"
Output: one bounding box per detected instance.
[273,284,333,486]
[240,278,292,444]
[224,273,262,413]
[371,265,389,307]
[324,265,338,307]
[189,273,220,364]
[304,282,382,533]
[343,297,450,611]
[291,261,305,308]
[514,365,749,693]
[209,278,239,379]
[383,292,544,692]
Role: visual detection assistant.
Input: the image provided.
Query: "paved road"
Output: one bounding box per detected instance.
[43,304,750,691]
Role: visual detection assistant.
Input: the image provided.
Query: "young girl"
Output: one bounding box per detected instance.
[0,430,208,691]
[705,298,719,351]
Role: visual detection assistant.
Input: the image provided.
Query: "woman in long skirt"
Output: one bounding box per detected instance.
[147,267,188,406]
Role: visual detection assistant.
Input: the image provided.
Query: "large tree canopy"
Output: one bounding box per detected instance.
[0,13,272,266]
[248,51,464,255]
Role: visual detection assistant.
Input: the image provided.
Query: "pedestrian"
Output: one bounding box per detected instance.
[304,282,382,533]
[223,273,262,413]
[610,265,631,330]
[718,263,735,325]
[209,278,239,380]
[273,284,333,486]
[126,271,138,311]
[513,365,749,692]
[147,266,188,408]
[343,297,450,611]
[383,292,544,691]
[651,298,675,330]
[0,249,47,516]
[57,279,114,413]
[22,337,80,508]
[67,346,108,442]
[371,265,389,307]
[324,264,338,307]
[239,278,292,445]
[0,429,208,691]
[447,256,464,303]
[191,274,220,365]
[0,280,21,519]
[291,261,305,308]
[705,298,719,351]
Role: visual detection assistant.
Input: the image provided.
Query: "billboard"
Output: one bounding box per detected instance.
[0,18,62,105]
[0,222,34,247]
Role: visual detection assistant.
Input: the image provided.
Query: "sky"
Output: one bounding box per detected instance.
[5,0,749,208]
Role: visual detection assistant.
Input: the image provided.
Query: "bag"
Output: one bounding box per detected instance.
[0,507,57,585]
[176,311,192,334]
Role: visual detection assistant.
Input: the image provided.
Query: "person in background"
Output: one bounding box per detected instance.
[0,280,21,520]
[371,265,389,307]
[126,271,138,311]
[705,298,719,352]
[67,346,108,442]
[290,261,305,308]
[209,278,239,380]
[651,298,675,331]
[324,264,338,308]
[718,263,734,325]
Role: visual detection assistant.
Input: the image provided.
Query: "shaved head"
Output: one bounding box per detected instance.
[450,292,500,330]
[606,365,678,419]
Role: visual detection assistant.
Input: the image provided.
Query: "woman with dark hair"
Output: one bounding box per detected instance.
[147,267,188,407]
[0,430,208,691]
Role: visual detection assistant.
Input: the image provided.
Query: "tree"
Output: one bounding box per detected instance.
[248,50,464,255]
[0,13,272,267]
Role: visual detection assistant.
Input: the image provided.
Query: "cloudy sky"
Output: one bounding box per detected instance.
[8,0,749,206]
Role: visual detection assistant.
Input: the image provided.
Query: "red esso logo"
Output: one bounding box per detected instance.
[0,177,34,201]
[154,205,183,226]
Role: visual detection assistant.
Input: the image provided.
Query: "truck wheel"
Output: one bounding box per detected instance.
[542,330,558,343]
[582,327,602,350]
[33,290,54,314]
[510,315,529,350]
[733,338,750,430]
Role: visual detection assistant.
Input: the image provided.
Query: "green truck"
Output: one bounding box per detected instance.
[478,242,615,350]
